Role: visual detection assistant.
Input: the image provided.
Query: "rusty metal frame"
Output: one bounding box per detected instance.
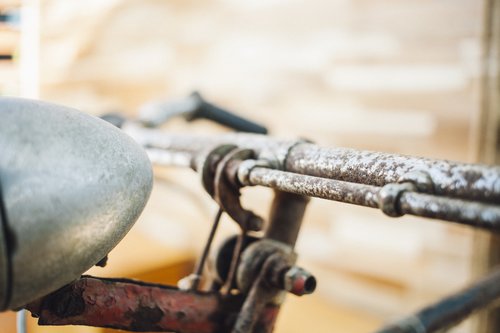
[24,128,500,333]
[126,128,500,227]
[244,167,500,231]
[25,139,315,333]
[125,127,500,203]
[26,276,279,333]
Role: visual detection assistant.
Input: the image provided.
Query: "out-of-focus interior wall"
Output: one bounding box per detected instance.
[39,0,483,161]
[0,0,489,332]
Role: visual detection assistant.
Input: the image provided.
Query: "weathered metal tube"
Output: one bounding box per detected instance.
[399,192,500,230]
[247,167,500,231]
[26,276,279,333]
[231,253,285,333]
[266,191,310,248]
[126,129,500,204]
[286,144,500,204]
[141,137,500,230]
[374,268,500,333]
[248,167,380,208]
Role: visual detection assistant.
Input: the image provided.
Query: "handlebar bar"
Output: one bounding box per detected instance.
[3,97,499,333]
[122,123,500,231]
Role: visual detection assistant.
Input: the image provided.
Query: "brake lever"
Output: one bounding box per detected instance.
[138,91,268,134]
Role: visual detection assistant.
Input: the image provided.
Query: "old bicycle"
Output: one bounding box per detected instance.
[0,96,499,333]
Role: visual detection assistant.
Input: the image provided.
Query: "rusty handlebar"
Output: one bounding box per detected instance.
[123,124,500,232]
[24,121,500,333]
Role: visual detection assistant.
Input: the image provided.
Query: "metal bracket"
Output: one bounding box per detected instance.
[201,144,263,231]
[378,171,435,217]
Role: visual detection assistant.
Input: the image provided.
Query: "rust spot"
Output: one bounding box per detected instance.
[463,169,483,183]
[125,305,164,331]
[43,284,85,318]
[176,311,186,320]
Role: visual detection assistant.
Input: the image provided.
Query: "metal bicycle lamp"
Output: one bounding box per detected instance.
[0,98,153,311]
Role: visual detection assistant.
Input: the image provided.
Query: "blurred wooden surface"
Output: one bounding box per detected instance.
[0,3,19,95]
[473,0,500,331]
[0,0,21,9]
[0,29,18,54]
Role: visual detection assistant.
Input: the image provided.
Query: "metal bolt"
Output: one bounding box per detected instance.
[283,266,317,296]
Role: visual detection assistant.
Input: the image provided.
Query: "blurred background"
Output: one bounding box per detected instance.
[0,0,499,332]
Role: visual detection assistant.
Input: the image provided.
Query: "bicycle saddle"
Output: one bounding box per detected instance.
[0,98,153,311]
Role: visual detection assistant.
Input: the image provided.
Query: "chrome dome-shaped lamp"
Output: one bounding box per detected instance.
[0,98,153,310]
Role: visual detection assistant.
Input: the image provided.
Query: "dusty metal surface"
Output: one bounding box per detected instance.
[237,239,295,294]
[248,167,380,208]
[265,191,310,247]
[286,144,500,204]
[246,167,500,231]
[0,98,154,311]
[179,145,313,332]
[123,125,300,171]
[208,146,263,231]
[374,268,500,333]
[125,129,500,204]
[229,206,314,333]
[231,253,285,333]
[232,247,315,333]
[117,127,500,332]
[26,276,279,333]
[234,238,315,332]
[23,137,316,333]
[399,192,500,230]
[198,145,265,296]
